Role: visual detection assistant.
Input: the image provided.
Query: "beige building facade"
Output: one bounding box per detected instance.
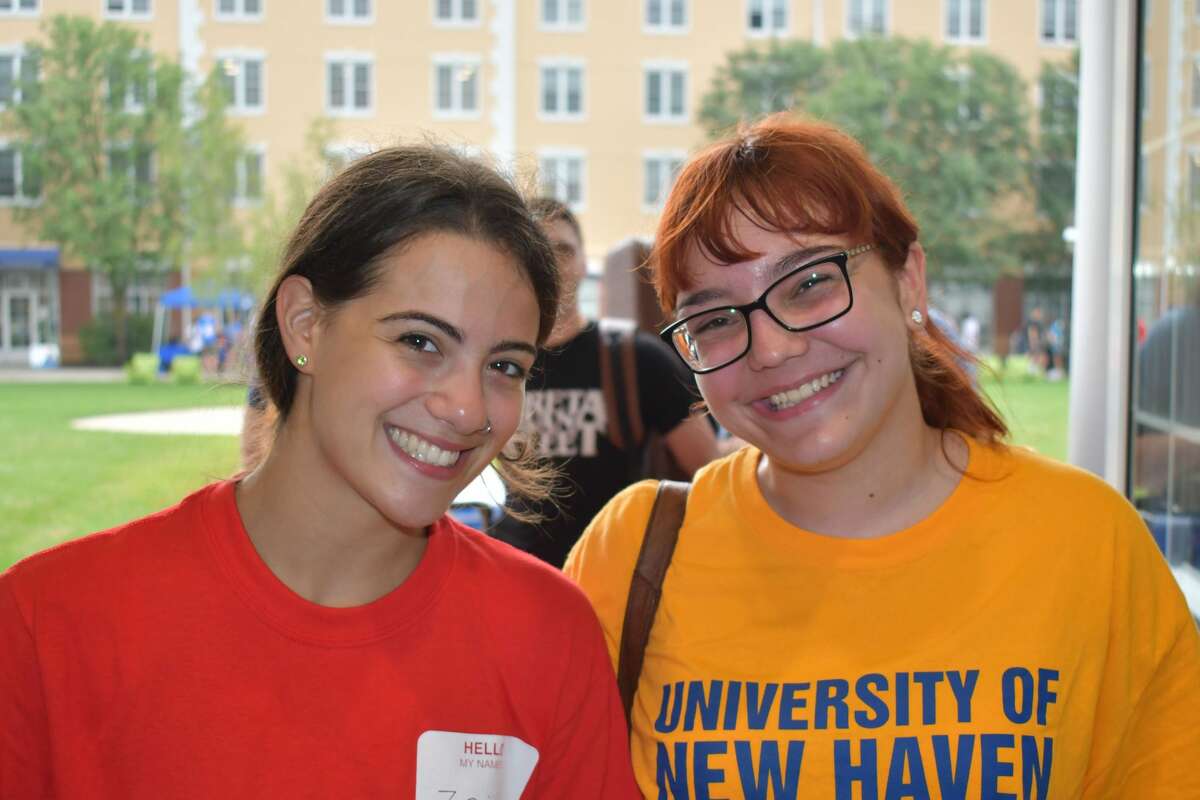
[0,0,1078,363]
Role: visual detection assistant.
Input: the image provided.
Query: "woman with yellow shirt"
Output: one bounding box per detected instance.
[564,114,1200,799]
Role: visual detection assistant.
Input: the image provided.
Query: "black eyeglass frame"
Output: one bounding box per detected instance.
[659,243,874,375]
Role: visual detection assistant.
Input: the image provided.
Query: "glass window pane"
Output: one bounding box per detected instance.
[871,0,885,32]
[1063,0,1076,39]
[244,60,261,106]
[646,0,661,26]
[437,65,453,109]
[22,152,41,198]
[245,0,261,13]
[670,0,685,27]
[771,0,786,29]
[947,0,961,37]
[353,0,368,17]
[0,56,13,105]
[462,0,477,19]
[20,0,37,10]
[542,0,557,23]
[353,63,370,108]
[541,67,557,112]
[436,0,451,19]
[329,0,345,15]
[108,0,123,11]
[646,70,661,115]
[461,67,477,111]
[669,70,685,116]
[1042,0,1056,38]
[0,150,15,198]
[133,0,149,12]
[219,0,235,12]
[969,0,983,37]
[567,67,582,113]
[644,159,660,205]
[328,62,345,108]
[567,0,582,23]
[567,158,581,203]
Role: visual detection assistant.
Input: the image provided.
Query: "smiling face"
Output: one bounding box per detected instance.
[679,214,928,474]
[282,232,541,533]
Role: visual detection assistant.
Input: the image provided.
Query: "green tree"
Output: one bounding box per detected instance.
[6,15,243,360]
[1016,51,1078,286]
[242,117,335,292]
[699,37,1032,281]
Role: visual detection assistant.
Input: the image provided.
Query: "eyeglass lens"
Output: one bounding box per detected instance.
[672,256,851,371]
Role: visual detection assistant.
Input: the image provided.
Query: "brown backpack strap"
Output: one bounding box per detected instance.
[616,328,645,447]
[617,479,690,730]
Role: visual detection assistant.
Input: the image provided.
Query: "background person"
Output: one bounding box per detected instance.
[565,115,1200,798]
[0,146,639,799]
[489,198,719,567]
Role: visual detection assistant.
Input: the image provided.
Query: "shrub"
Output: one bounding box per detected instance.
[78,312,155,366]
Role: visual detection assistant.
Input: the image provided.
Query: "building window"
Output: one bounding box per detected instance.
[541,0,583,30]
[234,147,264,204]
[0,49,38,109]
[0,0,39,16]
[1040,0,1077,44]
[945,0,985,43]
[215,0,262,21]
[107,146,154,191]
[433,0,479,25]
[218,53,264,114]
[326,0,370,23]
[645,0,686,32]
[326,54,373,116]
[433,55,481,118]
[539,60,584,120]
[105,51,154,112]
[847,0,887,37]
[91,271,166,317]
[644,63,687,123]
[105,0,151,19]
[643,151,684,210]
[747,0,788,35]
[538,151,585,210]
[0,144,40,204]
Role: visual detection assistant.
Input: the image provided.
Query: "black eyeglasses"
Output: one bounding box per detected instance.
[659,244,873,374]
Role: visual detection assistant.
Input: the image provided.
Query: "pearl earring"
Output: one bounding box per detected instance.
[910,310,924,326]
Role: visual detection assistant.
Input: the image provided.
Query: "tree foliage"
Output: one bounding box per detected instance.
[699,37,1033,281]
[5,14,243,359]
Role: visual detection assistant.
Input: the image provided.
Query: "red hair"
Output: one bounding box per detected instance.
[652,113,1007,443]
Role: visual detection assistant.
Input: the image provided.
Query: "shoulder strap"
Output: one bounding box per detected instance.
[617,479,691,730]
[597,319,643,451]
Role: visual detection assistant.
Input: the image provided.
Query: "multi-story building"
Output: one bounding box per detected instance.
[0,0,1078,364]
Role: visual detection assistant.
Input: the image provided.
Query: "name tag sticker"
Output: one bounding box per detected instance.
[415,730,539,800]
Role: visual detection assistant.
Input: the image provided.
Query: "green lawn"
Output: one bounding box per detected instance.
[0,382,244,570]
[979,357,1070,462]
[0,369,1069,571]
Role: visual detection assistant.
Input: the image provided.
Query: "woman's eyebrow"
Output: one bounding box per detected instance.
[377,311,462,343]
[675,245,843,313]
[491,340,537,358]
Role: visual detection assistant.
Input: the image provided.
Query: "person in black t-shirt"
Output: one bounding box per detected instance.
[490,199,720,567]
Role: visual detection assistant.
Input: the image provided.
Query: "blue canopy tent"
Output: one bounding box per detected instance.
[151,286,257,370]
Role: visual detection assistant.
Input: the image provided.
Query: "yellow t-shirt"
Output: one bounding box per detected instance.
[564,439,1200,799]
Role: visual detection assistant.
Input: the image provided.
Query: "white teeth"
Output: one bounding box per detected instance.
[768,369,845,410]
[387,427,461,467]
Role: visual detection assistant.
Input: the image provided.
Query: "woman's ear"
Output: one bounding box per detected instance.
[896,242,929,322]
[275,275,320,371]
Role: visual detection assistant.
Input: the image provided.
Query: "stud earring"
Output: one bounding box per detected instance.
[483,422,493,435]
[295,354,308,367]
[910,310,924,326]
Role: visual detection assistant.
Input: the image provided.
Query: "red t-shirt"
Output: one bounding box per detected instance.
[0,481,639,799]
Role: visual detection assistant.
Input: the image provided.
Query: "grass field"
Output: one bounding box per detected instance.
[0,382,244,570]
[0,370,1070,571]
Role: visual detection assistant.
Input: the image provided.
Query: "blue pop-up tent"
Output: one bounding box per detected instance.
[151,286,257,367]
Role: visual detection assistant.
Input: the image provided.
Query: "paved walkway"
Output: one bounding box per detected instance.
[72,406,244,436]
[0,367,125,383]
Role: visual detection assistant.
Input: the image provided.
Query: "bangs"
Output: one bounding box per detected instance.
[653,116,915,312]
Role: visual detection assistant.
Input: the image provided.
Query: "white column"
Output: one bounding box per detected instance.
[1067,0,1137,487]
[489,0,517,172]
